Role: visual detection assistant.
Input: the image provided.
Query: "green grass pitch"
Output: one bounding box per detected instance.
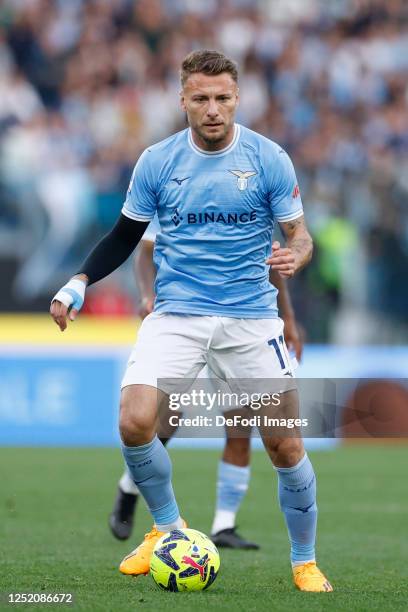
[1,445,407,611]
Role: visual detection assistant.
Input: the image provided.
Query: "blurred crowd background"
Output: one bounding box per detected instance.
[0,0,407,343]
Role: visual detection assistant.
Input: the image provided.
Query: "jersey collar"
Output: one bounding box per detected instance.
[188,124,240,157]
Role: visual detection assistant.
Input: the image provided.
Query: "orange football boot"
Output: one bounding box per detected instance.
[119,520,187,576]
[293,562,333,592]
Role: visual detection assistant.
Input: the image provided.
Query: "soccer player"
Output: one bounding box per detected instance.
[50,50,332,592]
[109,216,303,550]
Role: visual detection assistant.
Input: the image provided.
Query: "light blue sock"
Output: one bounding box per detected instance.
[275,453,317,565]
[122,436,180,528]
[211,461,250,534]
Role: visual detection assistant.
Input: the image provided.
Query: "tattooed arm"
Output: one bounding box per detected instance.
[265,215,313,278]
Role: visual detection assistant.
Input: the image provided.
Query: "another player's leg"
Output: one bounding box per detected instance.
[109,437,171,541]
[260,401,332,592]
[109,466,139,541]
[118,384,185,576]
[211,424,259,549]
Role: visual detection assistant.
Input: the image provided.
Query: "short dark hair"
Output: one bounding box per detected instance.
[180,50,238,86]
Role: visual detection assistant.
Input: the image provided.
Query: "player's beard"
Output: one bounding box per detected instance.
[194,121,233,147]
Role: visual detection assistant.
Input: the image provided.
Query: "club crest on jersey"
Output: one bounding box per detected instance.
[229,170,257,191]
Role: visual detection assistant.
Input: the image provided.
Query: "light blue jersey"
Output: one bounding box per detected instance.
[123,124,303,318]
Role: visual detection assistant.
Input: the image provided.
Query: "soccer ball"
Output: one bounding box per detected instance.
[150,528,220,592]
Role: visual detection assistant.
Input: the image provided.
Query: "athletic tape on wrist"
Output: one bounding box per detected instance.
[52,278,86,309]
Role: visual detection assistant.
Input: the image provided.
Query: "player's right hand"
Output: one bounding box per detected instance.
[50,277,87,332]
[138,295,155,320]
[283,316,304,362]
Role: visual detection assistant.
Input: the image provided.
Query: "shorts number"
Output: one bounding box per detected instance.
[268,335,287,370]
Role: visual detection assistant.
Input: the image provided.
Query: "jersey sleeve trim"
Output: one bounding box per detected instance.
[121,207,154,223]
[275,210,304,222]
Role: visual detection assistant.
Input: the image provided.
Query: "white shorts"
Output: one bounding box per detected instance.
[121,313,296,398]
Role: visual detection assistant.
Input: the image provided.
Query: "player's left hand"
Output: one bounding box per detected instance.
[266,241,296,278]
[283,316,304,362]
